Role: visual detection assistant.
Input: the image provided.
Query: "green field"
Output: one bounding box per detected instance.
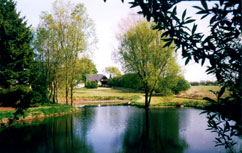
[72,86,225,101]
[57,87,143,103]
[71,85,233,108]
[74,87,143,97]
[56,86,226,104]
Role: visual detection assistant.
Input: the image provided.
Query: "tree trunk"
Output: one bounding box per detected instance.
[66,81,68,105]
[53,81,56,103]
[55,81,58,103]
[53,80,59,103]
[144,88,149,109]
[148,90,153,107]
[70,84,73,106]
[70,60,74,106]
[49,83,53,102]
[65,63,69,105]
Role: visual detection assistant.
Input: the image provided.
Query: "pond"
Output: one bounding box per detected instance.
[0,106,241,153]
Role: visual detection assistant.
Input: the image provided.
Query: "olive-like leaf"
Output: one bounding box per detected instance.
[184,19,195,24]
[192,24,197,34]
[163,40,172,48]
[182,9,187,21]
[185,57,190,65]
[201,0,208,11]
[193,6,203,11]
[218,86,226,99]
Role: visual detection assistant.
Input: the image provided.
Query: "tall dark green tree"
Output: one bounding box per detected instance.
[0,0,34,107]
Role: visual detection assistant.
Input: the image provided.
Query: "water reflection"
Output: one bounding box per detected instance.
[120,109,187,153]
[0,109,96,153]
[0,106,241,153]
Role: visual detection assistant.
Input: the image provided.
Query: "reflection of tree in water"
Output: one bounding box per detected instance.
[119,108,187,153]
[204,111,242,153]
[0,108,96,153]
[71,108,96,153]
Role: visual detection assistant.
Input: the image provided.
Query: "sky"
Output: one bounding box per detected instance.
[16,0,216,82]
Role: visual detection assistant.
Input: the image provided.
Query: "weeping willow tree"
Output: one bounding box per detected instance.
[117,21,180,108]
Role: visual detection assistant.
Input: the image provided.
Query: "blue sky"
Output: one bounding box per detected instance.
[16,0,216,82]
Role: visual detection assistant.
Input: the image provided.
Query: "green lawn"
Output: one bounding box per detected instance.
[66,87,143,102]
[74,87,143,97]
[73,86,221,102]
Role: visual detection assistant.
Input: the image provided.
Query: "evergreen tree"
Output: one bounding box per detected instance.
[0,0,33,107]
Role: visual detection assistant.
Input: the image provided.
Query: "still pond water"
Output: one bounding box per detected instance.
[0,106,241,153]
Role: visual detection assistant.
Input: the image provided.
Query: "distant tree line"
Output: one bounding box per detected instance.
[190,80,218,86]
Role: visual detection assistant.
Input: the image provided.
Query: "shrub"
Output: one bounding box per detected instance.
[30,72,49,105]
[85,81,98,88]
[108,73,144,90]
[108,77,122,87]
[120,73,144,90]
[0,85,31,107]
[172,77,191,94]
[155,76,178,96]
[155,76,190,95]
[27,91,49,106]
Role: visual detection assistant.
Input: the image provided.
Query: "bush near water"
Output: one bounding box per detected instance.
[108,74,190,95]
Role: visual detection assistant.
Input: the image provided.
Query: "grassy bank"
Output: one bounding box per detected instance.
[0,104,78,126]
[132,98,209,109]
[0,86,222,125]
